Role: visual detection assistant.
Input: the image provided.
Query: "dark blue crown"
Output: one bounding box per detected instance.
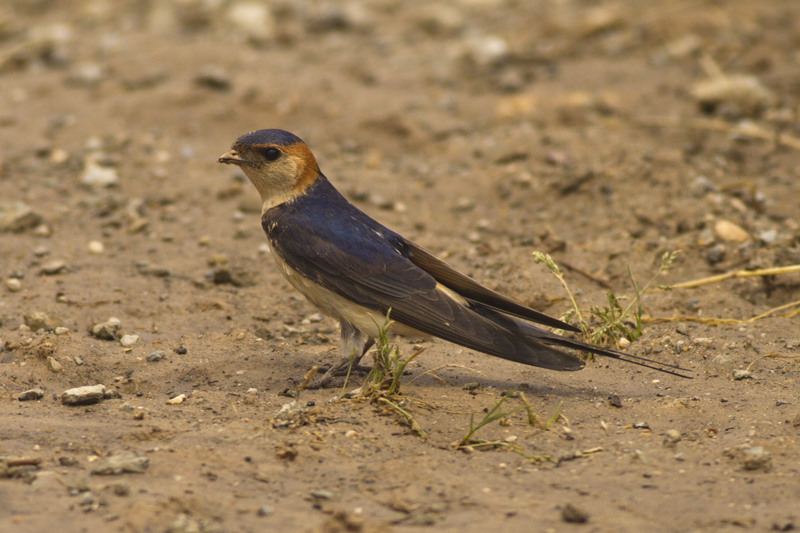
[235,129,305,147]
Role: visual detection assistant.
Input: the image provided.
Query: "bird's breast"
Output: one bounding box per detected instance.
[269,249,427,340]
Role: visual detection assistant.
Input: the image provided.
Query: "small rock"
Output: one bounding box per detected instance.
[82,160,118,188]
[167,394,186,405]
[715,220,749,242]
[18,388,45,401]
[66,62,106,87]
[733,369,752,380]
[62,384,106,406]
[0,202,44,233]
[146,350,166,362]
[663,429,682,447]
[59,455,79,466]
[103,389,121,400]
[665,34,702,59]
[693,75,774,117]
[6,278,22,292]
[40,260,67,275]
[742,446,771,471]
[112,482,131,496]
[617,337,630,349]
[710,354,733,372]
[461,35,508,67]
[195,65,231,91]
[758,229,778,245]
[310,489,336,500]
[608,394,623,408]
[579,5,626,37]
[257,505,274,516]
[91,451,149,475]
[33,224,51,237]
[693,337,714,348]
[227,2,275,45]
[55,327,69,335]
[23,311,56,332]
[167,514,202,533]
[690,176,717,196]
[87,240,105,254]
[416,5,465,36]
[561,503,589,523]
[90,317,121,340]
[47,356,63,373]
[119,334,139,348]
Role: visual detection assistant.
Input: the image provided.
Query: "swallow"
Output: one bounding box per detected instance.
[219,129,687,386]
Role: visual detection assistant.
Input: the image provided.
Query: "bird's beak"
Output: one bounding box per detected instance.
[218,149,247,166]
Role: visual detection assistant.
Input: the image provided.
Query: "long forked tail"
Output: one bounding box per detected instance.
[470,304,693,379]
[538,334,692,378]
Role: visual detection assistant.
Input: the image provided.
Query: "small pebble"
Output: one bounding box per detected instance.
[257,505,274,517]
[561,503,589,523]
[18,388,45,401]
[55,327,70,335]
[693,75,774,117]
[0,201,43,232]
[82,161,118,188]
[618,337,630,349]
[112,482,131,496]
[87,240,105,254]
[167,394,186,405]
[62,384,106,405]
[733,369,752,380]
[120,334,139,348]
[146,350,166,362]
[227,2,275,45]
[47,356,63,373]
[608,394,623,408]
[59,455,79,466]
[91,451,149,475]
[714,220,749,242]
[195,66,231,91]
[91,317,121,340]
[310,489,336,500]
[710,354,733,372]
[6,278,22,292]
[663,429,682,447]
[693,337,714,348]
[23,311,56,332]
[706,244,726,265]
[742,446,771,471]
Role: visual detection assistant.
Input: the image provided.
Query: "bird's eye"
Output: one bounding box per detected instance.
[264,148,281,161]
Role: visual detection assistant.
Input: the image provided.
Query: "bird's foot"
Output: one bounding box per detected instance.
[305,359,372,389]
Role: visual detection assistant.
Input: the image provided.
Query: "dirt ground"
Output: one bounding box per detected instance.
[2,0,800,531]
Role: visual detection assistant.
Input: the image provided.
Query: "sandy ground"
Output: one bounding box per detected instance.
[2,0,800,531]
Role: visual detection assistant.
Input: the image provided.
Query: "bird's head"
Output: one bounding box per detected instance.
[218,129,320,211]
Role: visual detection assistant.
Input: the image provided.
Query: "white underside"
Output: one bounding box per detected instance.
[270,251,427,340]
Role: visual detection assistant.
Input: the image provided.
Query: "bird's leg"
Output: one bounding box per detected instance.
[307,321,374,389]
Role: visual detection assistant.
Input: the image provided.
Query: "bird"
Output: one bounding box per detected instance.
[219,129,687,386]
